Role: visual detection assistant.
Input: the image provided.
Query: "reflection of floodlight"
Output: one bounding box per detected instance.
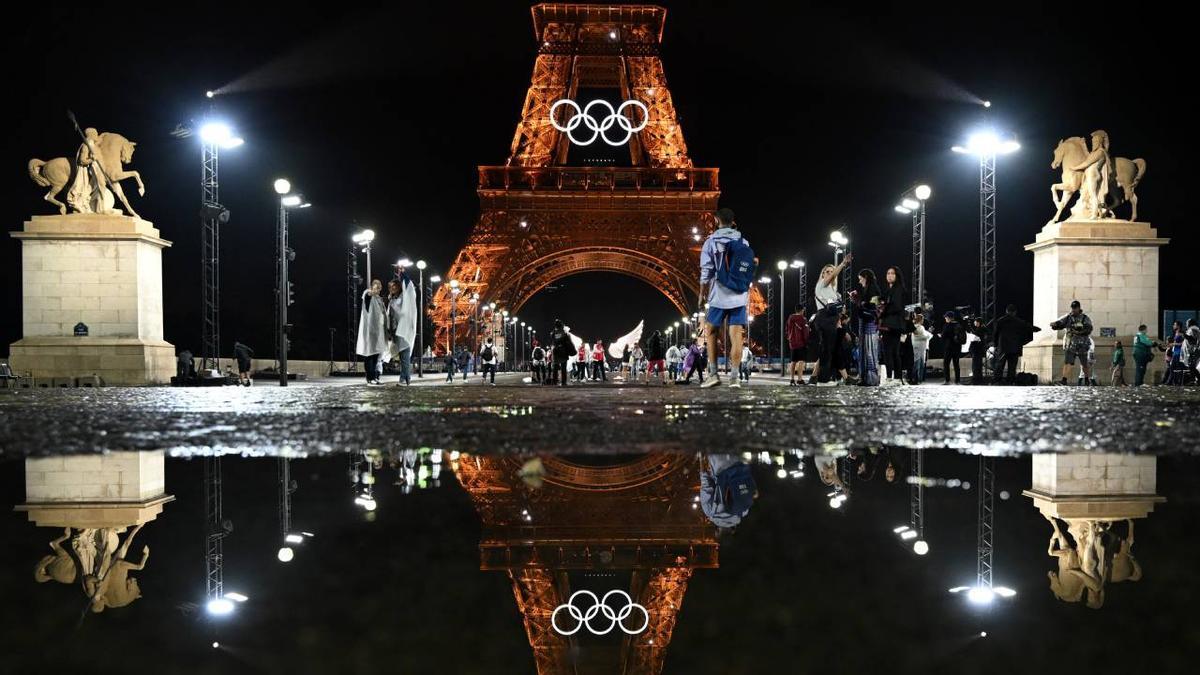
[913,540,930,555]
[967,587,995,605]
[900,530,918,541]
[893,525,911,534]
[273,178,291,195]
[284,533,304,544]
[212,642,220,649]
[277,546,295,562]
[915,184,932,200]
[828,497,842,509]
[776,468,787,479]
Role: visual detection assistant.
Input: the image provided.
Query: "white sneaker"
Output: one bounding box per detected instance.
[700,375,721,389]
[729,380,742,389]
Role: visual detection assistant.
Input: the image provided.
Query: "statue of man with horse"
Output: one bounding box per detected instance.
[27,114,146,219]
[1048,130,1146,225]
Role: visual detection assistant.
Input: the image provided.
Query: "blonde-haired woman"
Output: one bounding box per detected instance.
[812,254,852,383]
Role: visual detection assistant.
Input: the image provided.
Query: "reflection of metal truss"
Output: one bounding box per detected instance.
[431,4,770,354]
[455,453,715,675]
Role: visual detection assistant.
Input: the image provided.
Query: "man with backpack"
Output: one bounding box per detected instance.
[530,343,545,384]
[479,338,497,385]
[1049,300,1094,386]
[698,207,757,389]
[700,454,757,529]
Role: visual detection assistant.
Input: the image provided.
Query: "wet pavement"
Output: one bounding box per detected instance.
[3,375,1198,455]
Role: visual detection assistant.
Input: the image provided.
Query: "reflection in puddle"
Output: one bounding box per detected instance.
[0,447,1188,672]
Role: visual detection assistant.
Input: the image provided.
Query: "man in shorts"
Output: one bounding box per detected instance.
[1049,300,1094,386]
[699,208,751,389]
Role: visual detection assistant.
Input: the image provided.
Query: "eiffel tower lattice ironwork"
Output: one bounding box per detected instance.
[430,3,764,355]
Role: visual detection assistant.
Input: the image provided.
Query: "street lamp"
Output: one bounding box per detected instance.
[790,258,806,317]
[953,129,1019,327]
[415,260,427,377]
[776,261,788,373]
[275,179,308,387]
[449,279,460,356]
[351,229,375,285]
[186,116,243,373]
[895,185,932,307]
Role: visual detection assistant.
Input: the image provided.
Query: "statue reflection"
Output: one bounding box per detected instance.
[455,452,734,675]
[1025,453,1161,610]
[17,451,172,613]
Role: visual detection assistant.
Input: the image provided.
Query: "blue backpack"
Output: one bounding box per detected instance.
[715,236,758,293]
[715,462,756,517]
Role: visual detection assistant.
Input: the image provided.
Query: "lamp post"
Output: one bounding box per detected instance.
[776,261,788,374]
[449,279,460,356]
[791,260,806,313]
[416,260,427,377]
[192,119,242,373]
[953,130,1019,328]
[275,179,309,387]
[758,277,773,369]
[895,185,932,307]
[351,229,375,289]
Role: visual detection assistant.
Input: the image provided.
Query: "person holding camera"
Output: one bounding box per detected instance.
[992,304,1041,384]
[940,311,966,384]
[1049,300,1094,386]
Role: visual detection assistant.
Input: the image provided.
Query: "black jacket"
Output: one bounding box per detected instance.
[648,333,666,361]
[879,284,907,331]
[551,329,572,362]
[993,314,1040,355]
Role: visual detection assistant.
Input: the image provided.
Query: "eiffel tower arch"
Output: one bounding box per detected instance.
[430,3,763,355]
[454,452,718,675]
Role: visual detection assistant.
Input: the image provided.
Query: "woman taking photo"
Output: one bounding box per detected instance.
[812,253,852,383]
[356,279,388,385]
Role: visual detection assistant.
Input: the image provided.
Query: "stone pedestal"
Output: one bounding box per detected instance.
[1023,220,1168,383]
[13,451,173,528]
[8,214,174,384]
[1023,453,1165,521]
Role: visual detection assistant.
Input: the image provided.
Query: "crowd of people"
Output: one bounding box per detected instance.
[353,207,1197,388]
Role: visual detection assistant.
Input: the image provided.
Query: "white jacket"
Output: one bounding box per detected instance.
[355,291,388,357]
[387,276,418,353]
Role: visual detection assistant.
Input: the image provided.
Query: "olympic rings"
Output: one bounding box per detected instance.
[550,589,651,636]
[549,99,649,147]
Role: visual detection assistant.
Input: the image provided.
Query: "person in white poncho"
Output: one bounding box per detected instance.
[386,275,418,385]
[356,279,388,385]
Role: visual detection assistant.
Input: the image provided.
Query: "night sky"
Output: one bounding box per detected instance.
[3,3,1193,359]
[1,452,1196,673]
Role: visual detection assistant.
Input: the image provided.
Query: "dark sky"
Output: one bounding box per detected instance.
[2,451,1196,673]
[2,3,1192,360]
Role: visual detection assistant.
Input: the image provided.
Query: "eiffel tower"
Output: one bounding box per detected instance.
[454,453,718,675]
[430,3,762,355]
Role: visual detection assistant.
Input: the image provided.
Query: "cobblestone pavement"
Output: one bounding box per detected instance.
[2,374,1198,456]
